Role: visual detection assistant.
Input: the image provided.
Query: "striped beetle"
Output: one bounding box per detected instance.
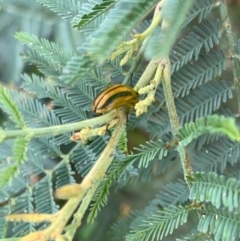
[92,84,138,114]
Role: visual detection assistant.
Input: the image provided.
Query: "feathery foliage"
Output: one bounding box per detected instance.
[87,138,168,223]
[125,206,189,241]
[177,115,240,147]
[108,180,189,240]
[145,0,194,59]
[34,175,59,214]
[0,137,31,189]
[0,87,25,128]
[190,172,240,212]
[170,20,221,73]
[11,192,35,236]
[15,32,75,72]
[198,205,240,241]
[86,0,159,62]
[35,0,81,21]
[72,0,116,29]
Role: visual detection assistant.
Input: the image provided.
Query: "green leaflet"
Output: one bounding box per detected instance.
[15,32,75,72]
[72,0,116,29]
[86,0,159,63]
[144,0,194,60]
[177,115,240,147]
[0,87,25,128]
[190,172,240,212]
[125,206,189,241]
[198,204,240,241]
[0,137,29,189]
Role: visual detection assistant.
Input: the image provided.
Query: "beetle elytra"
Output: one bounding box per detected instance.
[92,84,138,114]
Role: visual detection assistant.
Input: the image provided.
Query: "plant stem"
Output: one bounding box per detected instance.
[123,39,146,86]
[43,109,127,240]
[162,58,179,136]
[162,58,192,187]
[219,0,240,112]
[0,111,116,141]
[134,1,164,40]
[134,56,161,91]
[63,181,99,240]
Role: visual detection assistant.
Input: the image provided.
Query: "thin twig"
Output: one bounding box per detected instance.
[162,58,192,187]
[0,111,116,142]
[35,109,126,240]
[219,1,240,112]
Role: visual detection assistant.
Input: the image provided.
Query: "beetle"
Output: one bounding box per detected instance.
[92,84,138,114]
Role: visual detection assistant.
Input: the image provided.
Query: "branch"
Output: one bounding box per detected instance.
[162,58,192,187]
[219,1,240,112]
[7,109,127,241]
[0,111,116,142]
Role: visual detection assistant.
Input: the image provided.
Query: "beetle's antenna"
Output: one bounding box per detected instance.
[130,73,134,87]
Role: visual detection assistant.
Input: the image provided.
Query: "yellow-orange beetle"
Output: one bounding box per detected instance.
[92,84,138,114]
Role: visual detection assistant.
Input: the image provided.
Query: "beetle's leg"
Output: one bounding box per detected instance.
[125,107,131,122]
[125,102,136,120]
[106,114,119,132]
[105,123,110,132]
[116,109,120,118]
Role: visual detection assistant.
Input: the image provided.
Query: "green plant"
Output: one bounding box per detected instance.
[0,0,240,241]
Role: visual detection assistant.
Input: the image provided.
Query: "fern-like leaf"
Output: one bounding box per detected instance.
[34,175,58,214]
[172,50,226,98]
[190,172,240,212]
[11,192,35,237]
[0,139,13,160]
[152,179,189,207]
[87,155,134,223]
[24,49,60,77]
[21,150,45,178]
[125,149,178,185]
[125,206,189,241]
[35,0,81,21]
[176,229,205,241]
[87,0,158,62]
[133,139,168,168]
[108,210,143,241]
[0,87,25,128]
[233,38,240,61]
[72,136,108,177]
[72,0,116,29]
[117,125,128,154]
[60,55,95,83]
[21,74,88,122]
[183,0,215,28]
[15,32,75,72]
[177,80,232,123]
[109,180,189,240]
[145,0,194,60]
[87,139,167,223]
[0,172,27,201]
[0,206,9,238]
[29,137,61,159]
[198,204,240,241]
[55,163,75,189]
[0,165,18,189]
[0,137,30,190]
[177,115,240,147]
[13,137,29,164]
[102,57,123,78]
[17,96,72,147]
[192,137,240,172]
[171,20,221,73]
[17,96,62,128]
